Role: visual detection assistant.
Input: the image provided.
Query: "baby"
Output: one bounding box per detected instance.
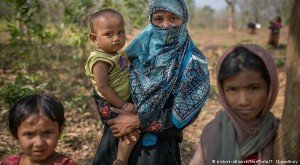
[85,9,139,165]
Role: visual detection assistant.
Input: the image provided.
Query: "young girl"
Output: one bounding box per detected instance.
[189,44,279,165]
[1,94,77,165]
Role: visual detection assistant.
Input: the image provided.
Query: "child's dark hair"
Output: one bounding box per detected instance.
[8,94,65,139]
[90,9,124,33]
[218,46,270,86]
[275,16,282,23]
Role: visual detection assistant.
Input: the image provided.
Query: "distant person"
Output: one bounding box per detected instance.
[190,44,279,165]
[85,9,139,165]
[247,19,261,34]
[1,94,77,165]
[247,22,256,34]
[268,16,282,48]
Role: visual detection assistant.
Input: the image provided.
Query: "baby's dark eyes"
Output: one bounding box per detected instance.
[104,33,113,38]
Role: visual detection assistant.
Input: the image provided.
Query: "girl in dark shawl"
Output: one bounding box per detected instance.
[190,44,279,165]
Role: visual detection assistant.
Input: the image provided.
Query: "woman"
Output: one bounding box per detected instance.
[268,16,282,48]
[189,44,279,165]
[92,0,210,164]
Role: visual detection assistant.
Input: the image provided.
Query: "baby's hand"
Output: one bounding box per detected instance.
[122,102,136,114]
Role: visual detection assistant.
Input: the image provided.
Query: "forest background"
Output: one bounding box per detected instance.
[0,0,293,164]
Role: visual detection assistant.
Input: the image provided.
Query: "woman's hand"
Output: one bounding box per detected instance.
[107,108,141,137]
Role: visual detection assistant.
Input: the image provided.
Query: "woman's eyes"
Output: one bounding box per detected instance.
[153,17,163,22]
[170,16,179,21]
[153,16,179,22]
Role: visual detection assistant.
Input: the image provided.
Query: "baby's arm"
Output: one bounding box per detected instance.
[93,61,126,109]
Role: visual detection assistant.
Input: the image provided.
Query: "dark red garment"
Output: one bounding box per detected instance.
[1,153,77,165]
[243,153,258,165]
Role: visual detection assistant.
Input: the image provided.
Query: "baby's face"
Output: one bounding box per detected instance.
[151,10,183,29]
[91,15,126,54]
[17,115,61,163]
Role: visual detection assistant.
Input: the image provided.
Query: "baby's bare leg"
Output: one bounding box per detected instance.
[114,129,140,165]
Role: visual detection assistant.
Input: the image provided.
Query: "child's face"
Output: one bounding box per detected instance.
[17,115,61,163]
[151,10,183,29]
[90,15,125,54]
[222,69,268,121]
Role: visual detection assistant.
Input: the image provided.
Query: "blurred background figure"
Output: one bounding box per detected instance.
[247,19,261,34]
[268,16,283,48]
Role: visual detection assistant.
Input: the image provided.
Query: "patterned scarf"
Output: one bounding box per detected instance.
[126,0,210,145]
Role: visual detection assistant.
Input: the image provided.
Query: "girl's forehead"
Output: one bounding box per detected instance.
[223,69,266,85]
[18,115,59,132]
[21,115,54,126]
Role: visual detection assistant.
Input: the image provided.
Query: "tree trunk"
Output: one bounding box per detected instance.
[273,0,300,162]
[226,0,235,32]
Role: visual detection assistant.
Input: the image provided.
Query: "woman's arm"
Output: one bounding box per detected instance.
[108,99,201,138]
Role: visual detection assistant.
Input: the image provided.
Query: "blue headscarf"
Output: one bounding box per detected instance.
[126,0,210,146]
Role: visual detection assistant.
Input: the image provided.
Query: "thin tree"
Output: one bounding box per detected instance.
[225,0,236,32]
[273,0,300,162]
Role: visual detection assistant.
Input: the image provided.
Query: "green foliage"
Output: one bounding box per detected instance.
[2,145,18,157]
[122,0,148,27]
[102,0,149,28]
[193,5,215,28]
[0,72,48,108]
[64,93,88,113]
[275,58,285,68]
[3,0,58,75]
[185,0,196,27]
[208,84,218,100]
[275,48,286,68]
[61,0,95,57]
[4,0,56,45]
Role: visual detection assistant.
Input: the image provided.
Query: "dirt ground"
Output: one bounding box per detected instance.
[0,27,288,164]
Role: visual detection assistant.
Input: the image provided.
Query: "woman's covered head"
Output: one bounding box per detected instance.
[149,0,188,28]
[9,94,65,139]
